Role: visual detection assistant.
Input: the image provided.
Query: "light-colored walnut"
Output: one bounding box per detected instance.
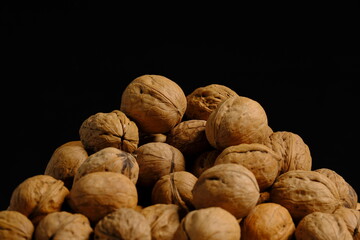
[120,74,187,134]
[192,163,260,219]
[35,211,92,240]
[191,149,221,178]
[205,95,273,150]
[334,207,360,240]
[0,210,34,240]
[79,110,139,153]
[73,147,139,184]
[8,175,69,226]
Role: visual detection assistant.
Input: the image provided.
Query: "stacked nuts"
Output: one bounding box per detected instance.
[1,74,359,240]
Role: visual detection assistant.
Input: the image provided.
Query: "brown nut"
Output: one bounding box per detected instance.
[120,74,187,134]
[79,110,139,153]
[334,207,360,239]
[0,210,34,240]
[8,175,69,226]
[191,149,221,178]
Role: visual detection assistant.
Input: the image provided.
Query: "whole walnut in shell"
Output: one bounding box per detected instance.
[35,211,93,240]
[334,207,360,240]
[205,95,273,150]
[120,74,187,134]
[173,207,241,240]
[79,110,139,153]
[94,207,151,240]
[44,140,89,189]
[240,203,295,240]
[295,211,353,240]
[0,210,34,240]
[270,170,342,222]
[68,171,138,223]
[185,84,238,120]
[214,143,281,191]
[192,163,260,219]
[8,175,69,226]
[73,147,139,184]
[191,149,221,178]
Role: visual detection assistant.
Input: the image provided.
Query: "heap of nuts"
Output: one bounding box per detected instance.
[1,74,359,240]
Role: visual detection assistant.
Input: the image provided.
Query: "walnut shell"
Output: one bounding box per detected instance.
[135,142,186,187]
[191,149,221,178]
[270,170,342,222]
[265,131,312,174]
[35,211,93,240]
[79,110,139,153]
[205,95,273,150]
[141,204,182,240]
[315,168,358,209]
[151,171,198,211]
[73,147,139,184]
[192,163,260,219]
[44,141,89,189]
[166,119,212,156]
[185,84,238,120]
[0,210,34,240]
[173,207,241,240]
[214,143,281,191]
[68,171,138,223]
[334,207,360,240]
[295,211,353,240]
[8,175,69,226]
[120,74,187,134]
[240,203,295,240]
[94,207,151,240]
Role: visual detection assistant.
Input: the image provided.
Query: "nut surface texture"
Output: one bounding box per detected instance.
[0,210,34,240]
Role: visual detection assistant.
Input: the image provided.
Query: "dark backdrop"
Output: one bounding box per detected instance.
[2,2,359,210]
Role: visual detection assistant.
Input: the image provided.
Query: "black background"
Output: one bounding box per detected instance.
[2,2,359,210]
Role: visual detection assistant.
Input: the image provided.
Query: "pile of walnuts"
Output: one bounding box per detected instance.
[2,74,359,240]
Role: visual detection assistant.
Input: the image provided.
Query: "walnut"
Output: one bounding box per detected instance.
[315,168,358,209]
[73,147,139,184]
[94,207,151,240]
[79,110,139,153]
[141,204,182,240]
[295,211,353,240]
[8,175,69,226]
[191,149,221,178]
[334,207,360,240]
[35,211,93,240]
[135,142,186,188]
[139,132,167,146]
[205,95,273,150]
[173,207,241,240]
[214,143,281,191]
[44,141,88,189]
[120,74,187,134]
[67,171,138,223]
[357,203,360,211]
[185,84,238,120]
[270,170,342,222]
[192,163,260,219]
[240,203,295,240]
[0,210,34,240]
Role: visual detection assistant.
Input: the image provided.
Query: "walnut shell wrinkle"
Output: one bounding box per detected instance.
[0,210,34,240]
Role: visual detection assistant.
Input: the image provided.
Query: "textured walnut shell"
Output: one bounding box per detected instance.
[35,211,93,240]
[68,171,138,223]
[94,207,151,240]
[214,143,281,191]
[0,210,34,240]
[173,207,241,240]
[270,170,342,222]
[120,74,187,134]
[8,175,69,226]
[139,132,167,146]
[166,119,212,156]
[357,203,360,211]
[73,147,139,184]
[315,168,358,209]
[295,211,353,240]
[192,163,260,219]
[191,149,221,178]
[240,203,295,240]
[135,142,186,187]
[79,110,139,153]
[141,204,181,240]
[185,84,238,120]
[44,141,89,189]
[265,131,312,174]
[334,207,360,240]
[205,95,273,150]
[151,171,198,211]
